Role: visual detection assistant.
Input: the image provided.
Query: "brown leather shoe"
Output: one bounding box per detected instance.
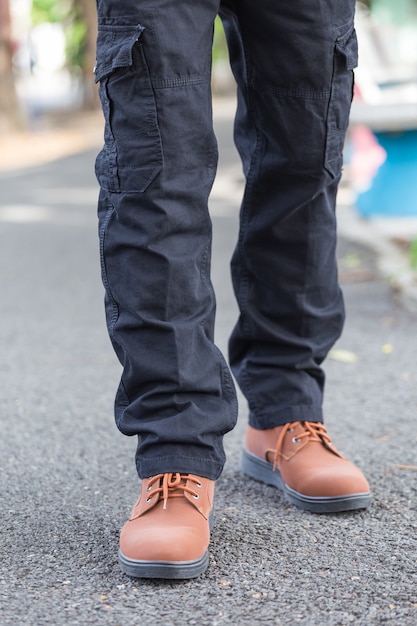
[242,421,372,513]
[119,472,214,579]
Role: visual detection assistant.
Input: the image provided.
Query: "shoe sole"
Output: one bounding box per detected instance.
[242,449,372,513]
[118,549,209,580]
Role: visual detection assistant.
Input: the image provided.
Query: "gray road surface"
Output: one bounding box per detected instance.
[0,113,416,625]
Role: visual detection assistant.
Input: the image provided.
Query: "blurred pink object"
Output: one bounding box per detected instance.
[349,125,387,192]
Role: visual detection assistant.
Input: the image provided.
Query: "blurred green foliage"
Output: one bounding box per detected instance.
[31,0,67,25]
[213,17,229,63]
[370,0,417,25]
[31,0,86,74]
[410,239,417,270]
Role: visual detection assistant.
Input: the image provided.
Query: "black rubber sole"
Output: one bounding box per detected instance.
[242,449,372,513]
[119,549,209,580]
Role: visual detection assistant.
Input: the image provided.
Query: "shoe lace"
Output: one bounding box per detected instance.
[147,472,202,510]
[272,421,335,471]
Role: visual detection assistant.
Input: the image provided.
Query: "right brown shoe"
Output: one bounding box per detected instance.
[243,421,372,513]
[119,472,214,579]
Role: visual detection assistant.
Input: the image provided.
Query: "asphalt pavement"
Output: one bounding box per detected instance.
[0,102,416,625]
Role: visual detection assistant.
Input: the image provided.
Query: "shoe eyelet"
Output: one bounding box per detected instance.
[193,494,200,500]
[196,482,202,488]
[288,427,294,433]
[146,496,153,503]
[146,485,152,492]
[292,437,301,444]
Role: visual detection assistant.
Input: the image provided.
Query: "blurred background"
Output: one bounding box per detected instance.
[0,0,98,127]
[1,0,417,228]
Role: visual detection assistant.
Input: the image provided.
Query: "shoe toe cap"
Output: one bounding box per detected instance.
[292,461,370,498]
[120,518,209,563]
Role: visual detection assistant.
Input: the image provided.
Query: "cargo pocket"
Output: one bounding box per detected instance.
[95,21,163,193]
[324,27,358,178]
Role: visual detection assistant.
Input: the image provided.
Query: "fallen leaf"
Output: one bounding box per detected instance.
[376,435,391,443]
[328,349,358,364]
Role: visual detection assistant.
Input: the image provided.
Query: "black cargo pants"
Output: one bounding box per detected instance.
[95,0,357,479]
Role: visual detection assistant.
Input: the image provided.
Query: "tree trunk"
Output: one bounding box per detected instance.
[75,0,99,110]
[0,0,24,131]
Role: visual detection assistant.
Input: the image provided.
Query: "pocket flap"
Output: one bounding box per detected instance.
[335,28,358,71]
[95,23,145,83]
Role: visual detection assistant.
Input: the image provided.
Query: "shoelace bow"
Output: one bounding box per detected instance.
[147,472,202,510]
[272,421,334,471]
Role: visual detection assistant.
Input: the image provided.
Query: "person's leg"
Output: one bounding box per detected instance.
[220,0,371,512]
[95,0,237,577]
[95,0,237,479]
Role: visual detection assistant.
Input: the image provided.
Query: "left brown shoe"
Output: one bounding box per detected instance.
[119,473,214,579]
[242,421,372,513]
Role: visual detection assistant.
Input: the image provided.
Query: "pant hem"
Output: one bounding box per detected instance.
[136,457,224,481]
[249,406,324,430]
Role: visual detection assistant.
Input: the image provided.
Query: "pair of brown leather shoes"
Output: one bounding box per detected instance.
[119,421,372,579]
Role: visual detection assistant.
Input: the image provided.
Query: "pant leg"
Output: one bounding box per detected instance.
[220,0,357,428]
[95,0,237,480]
